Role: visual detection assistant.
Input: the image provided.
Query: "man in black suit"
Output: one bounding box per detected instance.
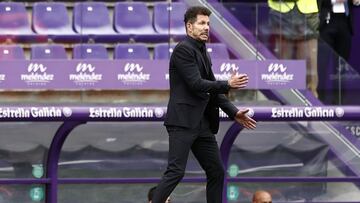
[318,0,358,60]
[317,0,359,104]
[152,6,256,203]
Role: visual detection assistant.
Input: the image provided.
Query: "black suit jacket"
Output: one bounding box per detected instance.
[164,36,238,134]
[318,0,354,34]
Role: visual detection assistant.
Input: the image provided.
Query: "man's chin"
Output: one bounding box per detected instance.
[200,37,208,42]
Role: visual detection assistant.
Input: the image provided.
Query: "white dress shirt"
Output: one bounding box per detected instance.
[331,0,346,13]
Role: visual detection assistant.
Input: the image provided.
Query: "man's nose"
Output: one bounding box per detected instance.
[204,25,209,31]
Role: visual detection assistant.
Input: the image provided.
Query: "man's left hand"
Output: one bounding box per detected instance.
[234,109,257,130]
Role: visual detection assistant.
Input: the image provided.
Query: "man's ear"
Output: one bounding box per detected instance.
[186,22,192,33]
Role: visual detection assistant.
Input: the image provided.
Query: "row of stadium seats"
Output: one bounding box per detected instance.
[0,43,230,60]
[0,2,186,42]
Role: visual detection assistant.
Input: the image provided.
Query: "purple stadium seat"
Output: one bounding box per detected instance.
[153,43,229,60]
[32,3,76,36]
[114,2,159,41]
[133,0,167,1]
[153,2,186,36]
[0,2,33,35]
[114,44,150,59]
[31,45,67,59]
[153,43,176,60]
[206,43,230,59]
[0,45,25,60]
[73,2,116,35]
[73,44,108,59]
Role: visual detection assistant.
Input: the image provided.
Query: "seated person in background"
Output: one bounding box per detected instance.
[252,190,272,203]
[148,186,171,203]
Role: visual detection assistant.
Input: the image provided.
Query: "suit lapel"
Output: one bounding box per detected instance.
[185,38,211,78]
[196,49,210,77]
[205,51,212,70]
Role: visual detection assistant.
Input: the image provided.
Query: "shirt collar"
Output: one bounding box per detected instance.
[186,35,206,51]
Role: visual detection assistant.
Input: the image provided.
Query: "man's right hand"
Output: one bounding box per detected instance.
[228,72,249,89]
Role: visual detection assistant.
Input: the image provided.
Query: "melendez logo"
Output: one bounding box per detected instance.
[21,63,54,85]
[69,63,102,85]
[261,63,294,85]
[117,63,150,85]
[214,63,239,80]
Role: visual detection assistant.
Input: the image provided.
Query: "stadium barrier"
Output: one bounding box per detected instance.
[0,105,359,203]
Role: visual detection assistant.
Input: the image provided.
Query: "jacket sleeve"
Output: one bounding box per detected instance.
[172,45,231,94]
[217,94,238,120]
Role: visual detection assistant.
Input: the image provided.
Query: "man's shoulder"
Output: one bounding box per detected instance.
[170,40,194,59]
[174,39,193,50]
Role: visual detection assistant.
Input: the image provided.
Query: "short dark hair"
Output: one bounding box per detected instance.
[184,6,212,25]
[148,186,157,202]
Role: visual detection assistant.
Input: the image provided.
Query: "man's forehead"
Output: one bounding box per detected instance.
[195,14,209,21]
